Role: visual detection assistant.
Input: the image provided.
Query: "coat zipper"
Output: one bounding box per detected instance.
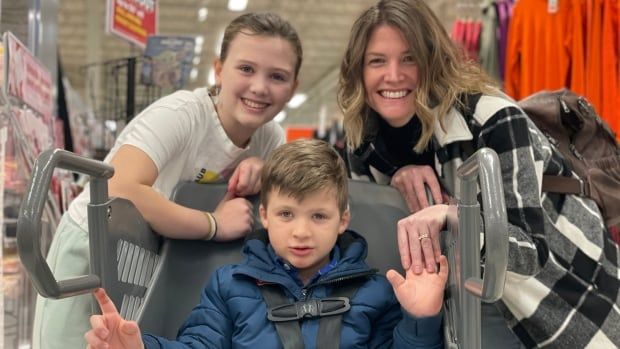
[301,269,377,301]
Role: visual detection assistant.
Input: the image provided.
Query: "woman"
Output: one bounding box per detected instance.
[339,1,620,348]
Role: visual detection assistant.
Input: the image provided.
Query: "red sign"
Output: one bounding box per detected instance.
[4,32,53,122]
[107,0,158,47]
[286,127,316,142]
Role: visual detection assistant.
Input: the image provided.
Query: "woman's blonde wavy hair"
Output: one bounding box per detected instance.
[338,0,496,152]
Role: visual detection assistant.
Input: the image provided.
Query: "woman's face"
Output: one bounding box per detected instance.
[363,24,419,127]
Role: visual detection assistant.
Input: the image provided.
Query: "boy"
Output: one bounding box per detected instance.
[84,139,448,349]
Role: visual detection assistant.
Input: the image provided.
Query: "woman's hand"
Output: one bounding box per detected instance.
[228,157,264,197]
[390,165,443,213]
[387,255,448,318]
[211,190,254,241]
[397,204,449,274]
[85,289,144,349]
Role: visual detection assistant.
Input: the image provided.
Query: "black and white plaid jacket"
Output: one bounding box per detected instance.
[349,94,620,348]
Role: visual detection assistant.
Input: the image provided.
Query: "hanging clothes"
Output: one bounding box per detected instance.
[451,5,483,62]
[585,0,604,113]
[568,0,587,95]
[480,0,502,82]
[600,0,619,133]
[495,0,514,79]
[504,0,578,100]
[502,0,619,136]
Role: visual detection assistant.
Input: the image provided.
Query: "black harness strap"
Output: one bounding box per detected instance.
[315,278,367,349]
[260,278,367,349]
[261,283,305,349]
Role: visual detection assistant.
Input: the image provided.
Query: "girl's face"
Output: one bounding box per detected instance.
[214,32,299,147]
[363,24,419,127]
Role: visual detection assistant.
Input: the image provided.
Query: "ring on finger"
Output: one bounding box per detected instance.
[418,233,429,241]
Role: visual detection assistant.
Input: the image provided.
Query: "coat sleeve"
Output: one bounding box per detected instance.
[393,312,444,349]
[142,269,233,349]
[367,283,443,349]
[476,106,551,277]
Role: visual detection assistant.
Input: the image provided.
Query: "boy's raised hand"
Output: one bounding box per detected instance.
[85,288,144,349]
[386,255,448,318]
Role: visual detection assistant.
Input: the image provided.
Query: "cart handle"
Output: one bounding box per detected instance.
[457,147,509,302]
[17,149,114,298]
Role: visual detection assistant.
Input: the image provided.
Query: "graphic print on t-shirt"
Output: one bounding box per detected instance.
[195,168,221,184]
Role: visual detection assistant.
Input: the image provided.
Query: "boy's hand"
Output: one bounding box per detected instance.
[84,288,144,349]
[386,255,448,318]
[228,157,264,197]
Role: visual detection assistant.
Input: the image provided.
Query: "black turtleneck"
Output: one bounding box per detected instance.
[377,114,435,168]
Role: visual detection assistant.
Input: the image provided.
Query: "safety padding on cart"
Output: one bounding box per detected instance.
[116,239,160,320]
[96,197,163,321]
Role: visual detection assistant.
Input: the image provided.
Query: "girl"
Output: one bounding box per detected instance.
[339,1,620,348]
[34,12,302,349]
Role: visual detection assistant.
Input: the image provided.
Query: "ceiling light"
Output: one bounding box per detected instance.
[228,0,248,11]
[104,120,117,132]
[190,68,199,81]
[195,35,204,47]
[193,56,201,65]
[274,111,287,123]
[198,7,208,22]
[287,94,307,109]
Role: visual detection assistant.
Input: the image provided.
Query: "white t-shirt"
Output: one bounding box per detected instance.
[68,87,285,231]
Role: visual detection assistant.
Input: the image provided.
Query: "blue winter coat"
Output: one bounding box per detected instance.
[142,230,443,348]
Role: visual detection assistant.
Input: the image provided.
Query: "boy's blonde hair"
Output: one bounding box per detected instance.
[260,139,348,214]
[338,0,496,152]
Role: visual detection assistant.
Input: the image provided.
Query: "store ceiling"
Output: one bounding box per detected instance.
[57,0,455,126]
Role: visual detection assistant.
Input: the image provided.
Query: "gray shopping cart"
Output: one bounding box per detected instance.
[17,148,509,348]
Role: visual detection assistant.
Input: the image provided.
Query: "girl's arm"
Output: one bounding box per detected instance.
[108,145,253,240]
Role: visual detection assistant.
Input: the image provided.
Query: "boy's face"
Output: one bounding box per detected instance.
[260,186,350,283]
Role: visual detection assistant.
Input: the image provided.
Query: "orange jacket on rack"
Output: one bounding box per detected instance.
[599,0,619,135]
[585,0,604,115]
[504,0,584,100]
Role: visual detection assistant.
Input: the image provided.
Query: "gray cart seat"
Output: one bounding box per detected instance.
[17,148,509,348]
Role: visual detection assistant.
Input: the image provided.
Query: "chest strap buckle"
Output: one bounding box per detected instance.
[267,297,351,322]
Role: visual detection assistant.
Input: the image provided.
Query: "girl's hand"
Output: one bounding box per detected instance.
[391,165,443,213]
[228,157,264,197]
[212,190,254,241]
[84,288,144,349]
[397,204,449,273]
[387,255,448,318]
